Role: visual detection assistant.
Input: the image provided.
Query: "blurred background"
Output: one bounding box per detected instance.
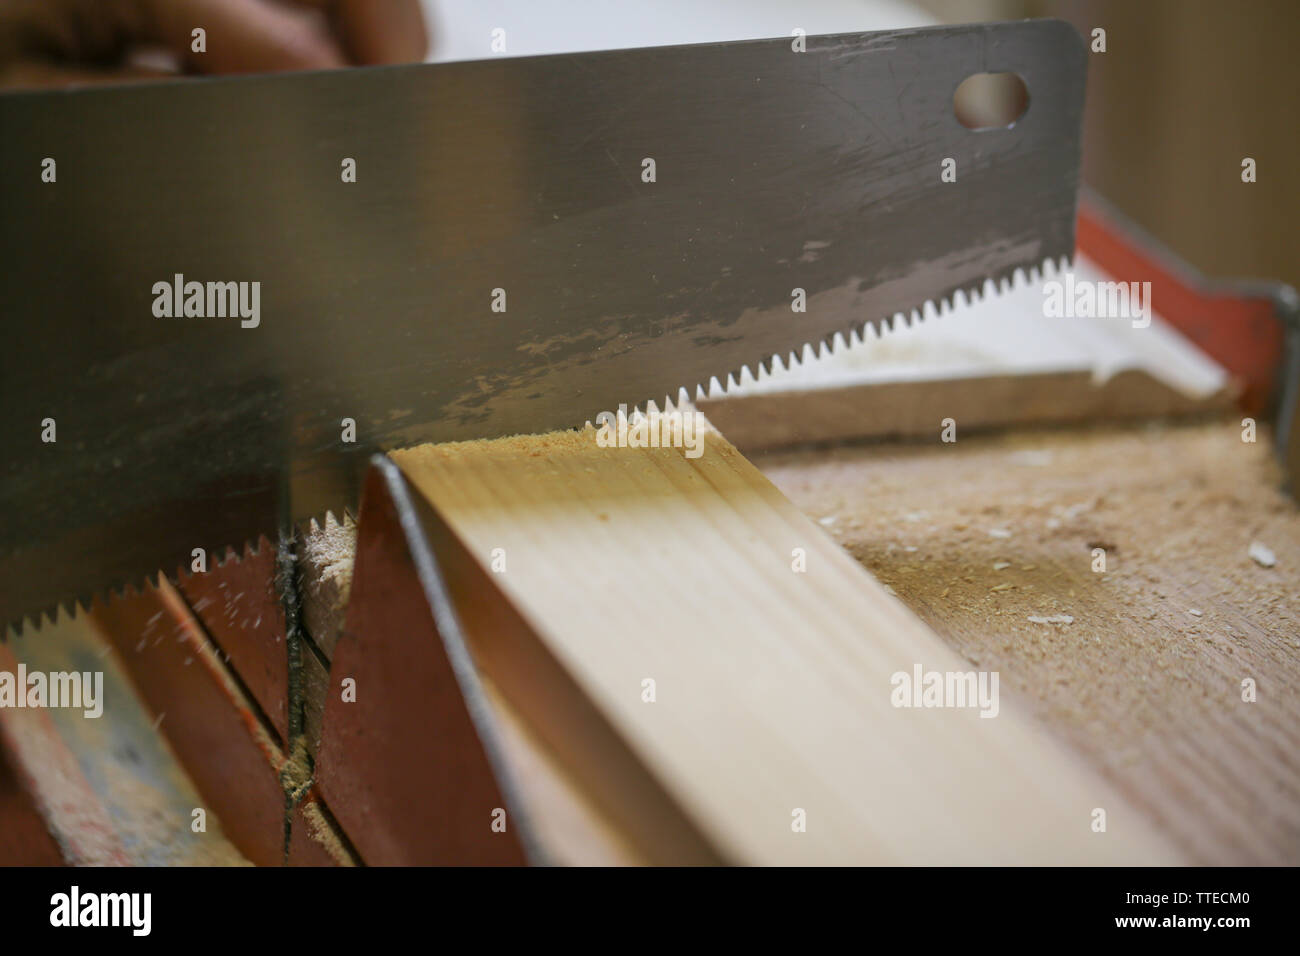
[424,0,1299,292]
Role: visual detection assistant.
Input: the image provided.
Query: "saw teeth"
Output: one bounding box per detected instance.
[690,251,1073,404]
[4,510,360,641]
[299,509,356,539]
[6,253,1075,637]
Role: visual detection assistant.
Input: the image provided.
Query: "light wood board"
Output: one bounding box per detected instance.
[393,417,1182,864]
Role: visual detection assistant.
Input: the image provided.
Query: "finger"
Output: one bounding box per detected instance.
[0,0,150,67]
[139,0,347,73]
[332,0,429,65]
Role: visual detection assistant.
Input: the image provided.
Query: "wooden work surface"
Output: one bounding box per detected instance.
[753,416,1300,864]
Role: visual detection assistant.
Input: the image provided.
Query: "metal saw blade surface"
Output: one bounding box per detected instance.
[0,20,1085,630]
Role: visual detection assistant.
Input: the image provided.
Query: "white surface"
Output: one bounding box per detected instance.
[422,0,932,62]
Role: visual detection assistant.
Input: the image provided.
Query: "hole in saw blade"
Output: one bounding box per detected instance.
[953,72,1029,130]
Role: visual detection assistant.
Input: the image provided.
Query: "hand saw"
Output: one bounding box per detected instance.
[0,20,1086,632]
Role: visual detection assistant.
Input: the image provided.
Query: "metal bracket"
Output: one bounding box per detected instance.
[1078,187,1300,493]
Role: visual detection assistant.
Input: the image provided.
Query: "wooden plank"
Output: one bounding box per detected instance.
[91,581,288,866]
[755,417,1300,864]
[0,634,128,866]
[700,368,1236,451]
[0,739,67,865]
[88,579,355,865]
[392,416,1183,864]
[6,611,249,866]
[479,676,644,866]
[178,537,289,745]
[390,473,719,865]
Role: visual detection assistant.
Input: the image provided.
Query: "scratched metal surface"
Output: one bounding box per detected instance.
[0,21,1085,630]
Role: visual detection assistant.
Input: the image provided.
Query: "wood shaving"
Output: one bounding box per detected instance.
[1249,541,1277,567]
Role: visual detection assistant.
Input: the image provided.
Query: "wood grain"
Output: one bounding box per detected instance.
[700,368,1235,452]
[393,416,1182,864]
[756,417,1300,864]
[3,612,249,865]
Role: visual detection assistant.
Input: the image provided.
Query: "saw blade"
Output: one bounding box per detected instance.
[0,20,1086,631]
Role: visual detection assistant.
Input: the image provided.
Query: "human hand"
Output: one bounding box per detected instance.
[0,0,428,88]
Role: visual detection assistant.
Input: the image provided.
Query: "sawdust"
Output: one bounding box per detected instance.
[300,512,356,597]
[755,418,1300,864]
[299,512,357,655]
[295,797,356,866]
[279,728,357,865]
[281,735,313,797]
